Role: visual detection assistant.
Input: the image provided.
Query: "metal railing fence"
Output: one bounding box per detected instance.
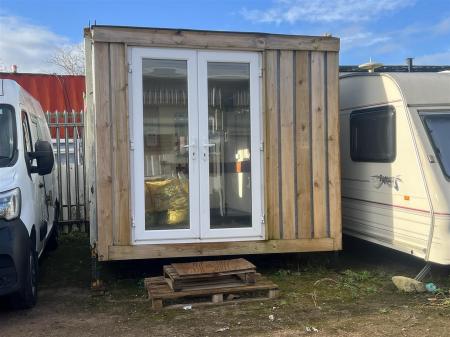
[45,110,88,233]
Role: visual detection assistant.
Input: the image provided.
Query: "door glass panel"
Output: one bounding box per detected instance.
[207,62,252,229]
[142,59,190,231]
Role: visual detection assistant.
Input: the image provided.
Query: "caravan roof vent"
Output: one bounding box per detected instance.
[358,59,383,72]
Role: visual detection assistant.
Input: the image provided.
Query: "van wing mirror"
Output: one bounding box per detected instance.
[30,140,54,176]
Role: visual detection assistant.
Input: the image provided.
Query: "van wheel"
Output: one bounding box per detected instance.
[10,242,38,309]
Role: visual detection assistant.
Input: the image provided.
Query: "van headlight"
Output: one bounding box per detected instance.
[0,188,21,220]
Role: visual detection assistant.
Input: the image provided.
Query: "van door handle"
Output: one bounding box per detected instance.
[39,183,44,188]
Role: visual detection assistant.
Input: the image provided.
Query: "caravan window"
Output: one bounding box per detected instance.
[423,113,450,179]
[350,105,396,162]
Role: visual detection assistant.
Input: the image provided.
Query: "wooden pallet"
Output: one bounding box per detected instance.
[171,258,256,277]
[163,258,257,291]
[145,275,279,310]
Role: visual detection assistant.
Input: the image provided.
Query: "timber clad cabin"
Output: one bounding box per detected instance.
[84,26,342,261]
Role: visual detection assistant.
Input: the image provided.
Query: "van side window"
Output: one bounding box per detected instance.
[22,111,33,153]
[350,105,396,162]
[37,118,46,141]
[30,116,41,140]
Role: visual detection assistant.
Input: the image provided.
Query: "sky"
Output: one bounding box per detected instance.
[0,0,449,73]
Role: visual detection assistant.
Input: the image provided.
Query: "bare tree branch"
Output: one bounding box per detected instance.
[49,43,85,75]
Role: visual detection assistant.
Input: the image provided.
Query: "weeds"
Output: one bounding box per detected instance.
[341,269,373,282]
[309,269,385,300]
[337,269,381,297]
[427,288,450,307]
[378,307,391,314]
[275,269,302,277]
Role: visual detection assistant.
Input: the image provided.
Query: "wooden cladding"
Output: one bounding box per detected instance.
[90,26,339,52]
[108,239,336,260]
[87,27,341,261]
[264,50,341,245]
[92,42,131,260]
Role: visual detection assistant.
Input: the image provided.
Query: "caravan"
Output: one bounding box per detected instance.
[339,72,450,265]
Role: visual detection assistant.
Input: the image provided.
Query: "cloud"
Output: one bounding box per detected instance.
[414,50,450,65]
[340,29,391,50]
[338,16,450,63]
[0,15,80,74]
[241,0,414,24]
[432,17,450,35]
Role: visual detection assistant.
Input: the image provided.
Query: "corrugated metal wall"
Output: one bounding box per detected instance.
[0,73,85,138]
[0,73,85,111]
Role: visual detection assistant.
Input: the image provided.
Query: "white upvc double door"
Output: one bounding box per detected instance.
[130,47,263,244]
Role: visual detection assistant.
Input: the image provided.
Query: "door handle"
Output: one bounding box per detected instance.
[202,143,215,161]
[182,143,196,160]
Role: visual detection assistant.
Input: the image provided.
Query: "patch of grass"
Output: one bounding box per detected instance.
[36,231,450,331]
[274,269,302,277]
[336,269,385,298]
[265,264,389,309]
[106,278,147,300]
[341,269,373,282]
[39,232,91,289]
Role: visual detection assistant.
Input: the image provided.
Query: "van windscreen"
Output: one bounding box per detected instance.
[423,113,450,179]
[0,104,17,167]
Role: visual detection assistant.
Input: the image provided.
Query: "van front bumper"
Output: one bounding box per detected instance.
[0,218,29,297]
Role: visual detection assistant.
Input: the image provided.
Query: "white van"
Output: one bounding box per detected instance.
[339,72,450,266]
[0,79,58,308]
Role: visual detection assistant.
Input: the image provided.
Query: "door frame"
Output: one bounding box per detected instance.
[129,47,264,244]
[197,50,264,240]
[130,47,200,243]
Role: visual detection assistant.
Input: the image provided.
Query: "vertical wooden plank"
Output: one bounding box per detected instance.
[295,51,312,239]
[264,50,280,240]
[326,52,342,249]
[93,42,112,260]
[279,51,296,240]
[110,43,131,246]
[311,52,327,239]
[260,52,269,239]
[84,33,97,244]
